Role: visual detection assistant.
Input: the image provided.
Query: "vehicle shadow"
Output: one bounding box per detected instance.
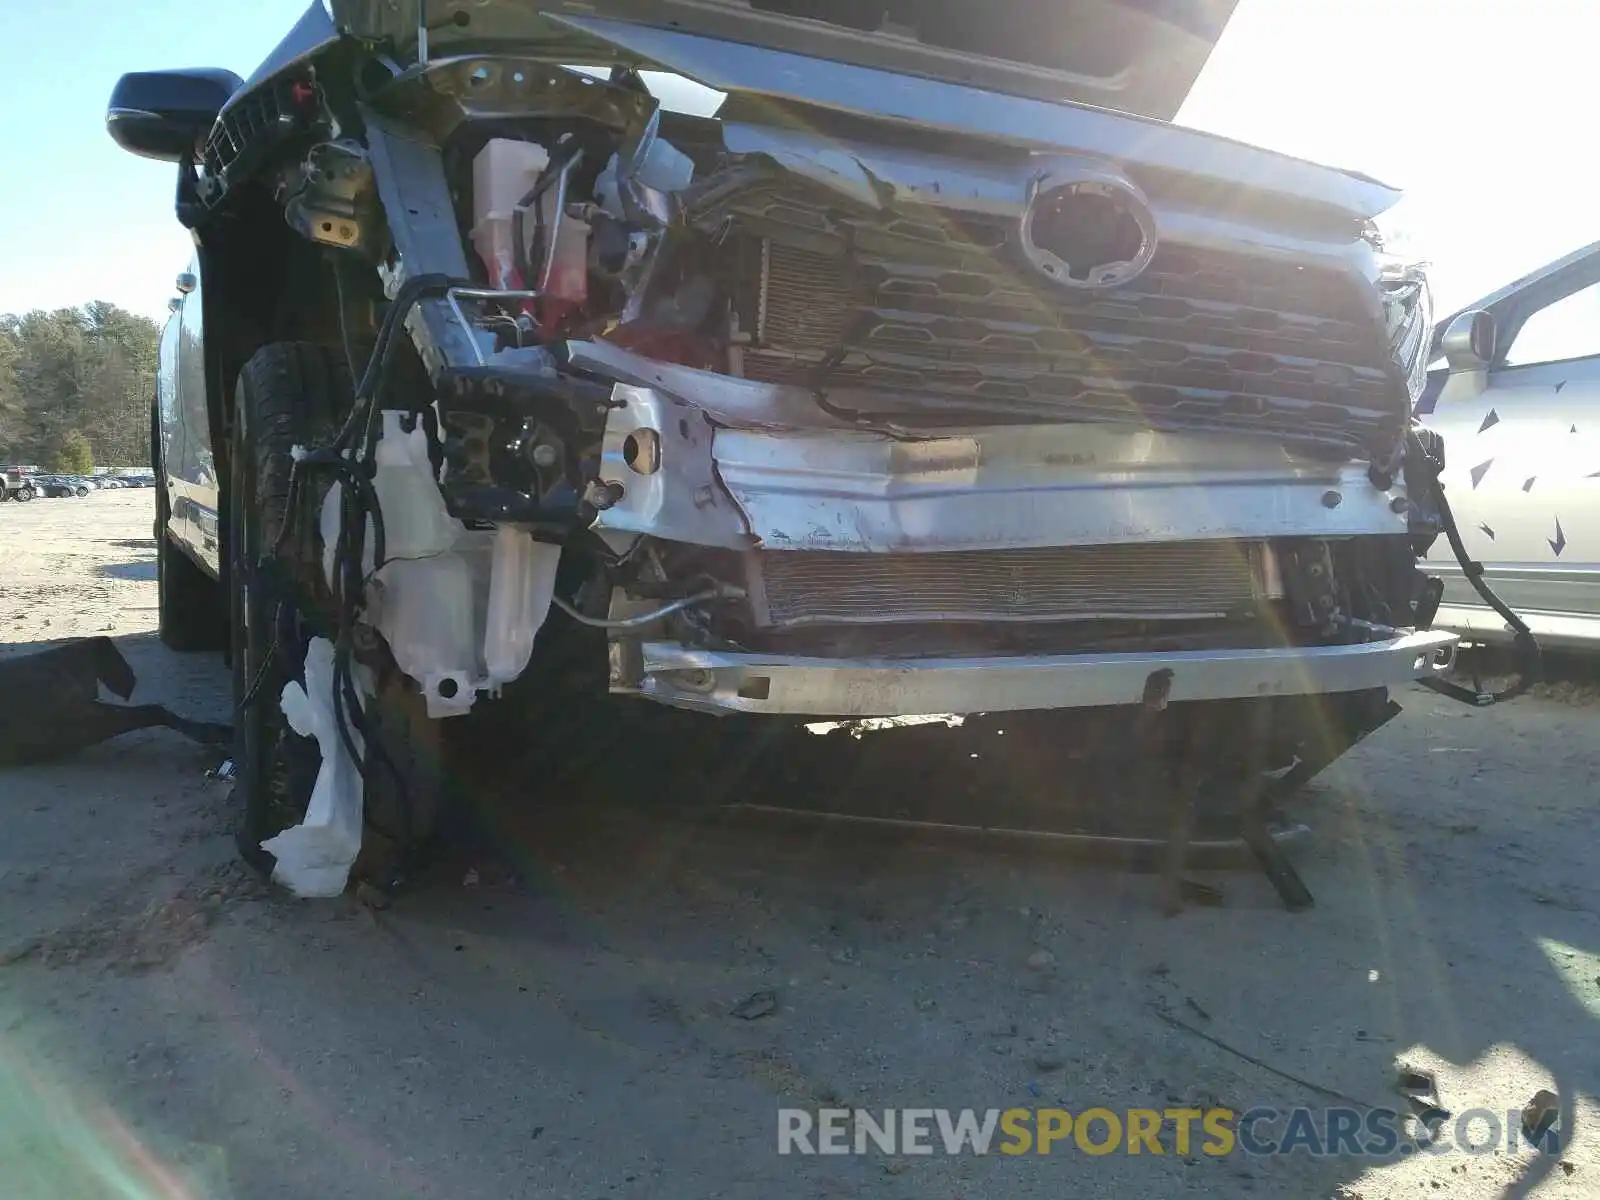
[97,561,157,583]
[203,689,1600,1197]
[0,630,227,721]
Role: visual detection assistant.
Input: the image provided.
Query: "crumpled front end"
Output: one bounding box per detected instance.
[581,389,1458,717]
[278,28,1457,725]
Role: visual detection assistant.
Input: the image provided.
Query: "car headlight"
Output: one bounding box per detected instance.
[1379,260,1434,408]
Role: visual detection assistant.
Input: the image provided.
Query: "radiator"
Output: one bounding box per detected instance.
[748,542,1281,628]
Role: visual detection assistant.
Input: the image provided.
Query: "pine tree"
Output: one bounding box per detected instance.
[50,429,95,475]
[0,303,159,467]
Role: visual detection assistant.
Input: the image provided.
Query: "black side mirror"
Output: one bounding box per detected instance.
[1440,309,1496,370]
[106,68,242,162]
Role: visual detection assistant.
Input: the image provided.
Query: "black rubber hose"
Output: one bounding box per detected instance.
[272,271,458,563]
[317,273,463,805]
[1408,425,1541,704]
[344,272,458,444]
[512,140,584,290]
[237,274,464,853]
[331,256,362,386]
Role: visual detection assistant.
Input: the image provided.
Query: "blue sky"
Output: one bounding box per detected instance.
[0,0,308,322]
[0,0,1591,323]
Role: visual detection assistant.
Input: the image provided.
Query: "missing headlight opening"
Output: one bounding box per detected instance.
[106,4,1536,908]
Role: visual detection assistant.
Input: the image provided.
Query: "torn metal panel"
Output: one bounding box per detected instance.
[327,7,1391,216]
[628,629,1460,717]
[543,16,1398,221]
[708,423,1410,553]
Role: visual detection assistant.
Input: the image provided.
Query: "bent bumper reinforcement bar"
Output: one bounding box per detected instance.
[621,629,1461,717]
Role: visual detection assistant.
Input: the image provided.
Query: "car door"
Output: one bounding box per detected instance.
[155,292,185,535]
[170,259,221,573]
[1418,243,1600,647]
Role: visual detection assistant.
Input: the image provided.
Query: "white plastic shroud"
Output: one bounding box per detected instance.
[317,411,561,719]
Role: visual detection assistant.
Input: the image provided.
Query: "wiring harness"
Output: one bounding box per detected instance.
[1407,425,1542,705]
[240,272,463,846]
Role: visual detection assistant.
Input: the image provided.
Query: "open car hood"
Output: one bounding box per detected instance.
[331,0,1239,122]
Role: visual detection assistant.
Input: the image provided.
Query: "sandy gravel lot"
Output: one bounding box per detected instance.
[1,489,1597,1199]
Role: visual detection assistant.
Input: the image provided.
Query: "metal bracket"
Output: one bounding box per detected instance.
[282,140,377,253]
[590,385,751,553]
[360,105,478,377]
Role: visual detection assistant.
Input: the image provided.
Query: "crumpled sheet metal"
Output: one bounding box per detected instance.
[564,339,857,431]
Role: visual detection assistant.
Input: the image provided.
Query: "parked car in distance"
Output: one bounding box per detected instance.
[1419,241,1600,649]
[1,471,36,502]
[31,476,85,498]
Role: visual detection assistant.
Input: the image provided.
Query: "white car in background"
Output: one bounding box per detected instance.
[1419,242,1600,648]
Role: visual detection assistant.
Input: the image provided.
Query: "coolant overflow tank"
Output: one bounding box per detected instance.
[368,411,478,717]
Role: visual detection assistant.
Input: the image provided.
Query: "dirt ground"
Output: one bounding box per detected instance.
[2,489,1597,1199]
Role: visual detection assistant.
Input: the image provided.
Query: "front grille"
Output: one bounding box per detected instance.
[750,542,1279,628]
[719,186,1403,445]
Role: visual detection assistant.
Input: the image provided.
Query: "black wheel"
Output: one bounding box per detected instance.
[229,342,441,888]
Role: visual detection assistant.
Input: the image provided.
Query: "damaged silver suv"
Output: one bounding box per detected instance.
[109,1,1465,901]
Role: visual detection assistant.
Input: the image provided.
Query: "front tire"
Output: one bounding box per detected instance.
[229,342,441,888]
